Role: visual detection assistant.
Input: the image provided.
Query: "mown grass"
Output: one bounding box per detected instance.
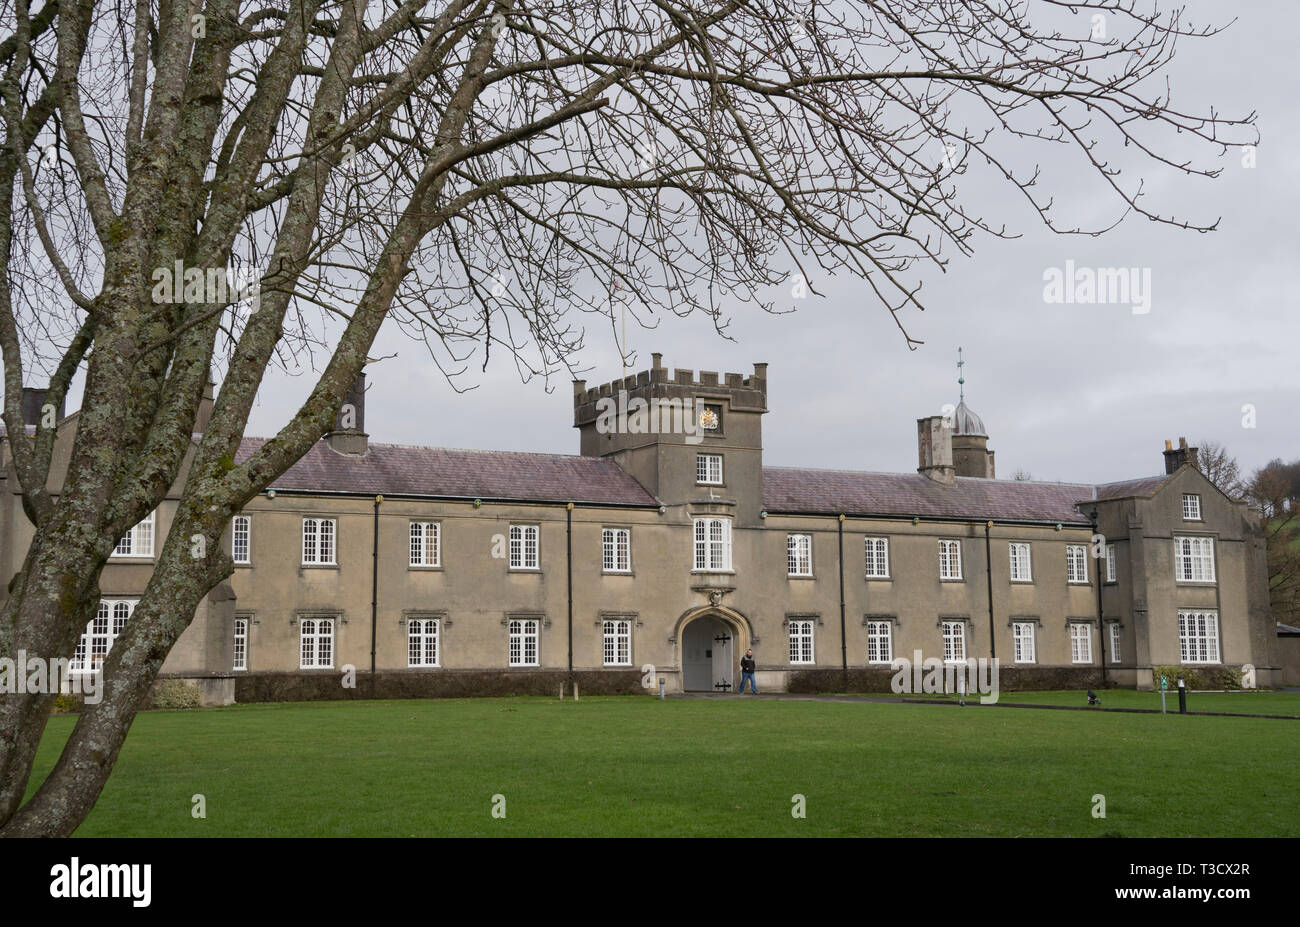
[28,696,1299,837]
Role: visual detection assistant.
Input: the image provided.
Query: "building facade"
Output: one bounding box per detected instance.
[1,355,1280,702]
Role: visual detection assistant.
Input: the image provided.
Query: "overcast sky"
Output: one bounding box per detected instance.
[53,1,1300,487]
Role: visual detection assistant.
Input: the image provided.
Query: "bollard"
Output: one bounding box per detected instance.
[573,681,579,702]
[1177,674,1187,714]
[658,677,665,700]
[559,685,564,701]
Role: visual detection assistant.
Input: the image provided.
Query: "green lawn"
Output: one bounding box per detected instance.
[28,696,1299,837]
[847,689,1300,716]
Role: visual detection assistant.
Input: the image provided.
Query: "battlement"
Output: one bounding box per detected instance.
[573,354,767,425]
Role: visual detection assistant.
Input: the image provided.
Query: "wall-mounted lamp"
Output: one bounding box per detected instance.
[658,505,666,515]
[759,509,767,519]
[912,517,919,526]
[1055,523,1062,531]
[266,489,276,499]
[473,498,482,508]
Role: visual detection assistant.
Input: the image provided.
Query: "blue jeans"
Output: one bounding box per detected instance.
[738,672,758,694]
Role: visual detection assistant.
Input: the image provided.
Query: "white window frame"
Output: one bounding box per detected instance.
[942,621,966,663]
[1174,535,1216,583]
[1069,623,1093,664]
[111,511,156,559]
[602,528,631,574]
[71,599,136,674]
[1105,543,1117,584]
[603,619,632,666]
[788,620,815,665]
[509,524,540,571]
[509,618,539,666]
[299,617,334,669]
[1013,622,1036,664]
[866,621,893,664]
[301,517,337,565]
[692,517,733,572]
[1109,624,1122,664]
[1182,493,1202,521]
[409,521,441,567]
[1178,609,1220,664]
[1009,543,1032,583]
[1066,545,1089,584]
[787,534,813,577]
[232,514,251,565]
[233,617,248,671]
[408,617,441,667]
[696,453,723,485]
[939,540,962,580]
[864,537,890,579]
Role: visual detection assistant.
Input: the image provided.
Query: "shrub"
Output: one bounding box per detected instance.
[150,679,202,710]
[1151,665,1246,691]
[51,694,81,714]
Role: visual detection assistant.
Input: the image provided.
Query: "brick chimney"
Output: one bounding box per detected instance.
[1163,436,1199,474]
[20,388,64,429]
[327,372,368,456]
[917,415,955,485]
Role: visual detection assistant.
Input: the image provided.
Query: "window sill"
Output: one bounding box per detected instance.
[865,575,891,582]
[602,569,634,576]
[788,573,815,580]
[301,563,339,570]
[940,577,965,583]
[508,568,542,574]
[408,565,444,571]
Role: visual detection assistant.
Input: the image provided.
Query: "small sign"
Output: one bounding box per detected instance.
[1160,675,1168,690]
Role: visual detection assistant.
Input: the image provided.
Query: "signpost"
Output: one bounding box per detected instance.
[1160,674,1168,714]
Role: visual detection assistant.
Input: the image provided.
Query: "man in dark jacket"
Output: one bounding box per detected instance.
[738,649,758,694]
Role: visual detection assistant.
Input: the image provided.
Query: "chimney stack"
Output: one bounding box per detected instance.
[1163,436,1199,474]
[327,372,369,456]
[917,415,955,485]
[195,377,216,433]
[20,388,64,430]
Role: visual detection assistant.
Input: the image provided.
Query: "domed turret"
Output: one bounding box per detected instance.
[952,348,995,478]
[953,399,987,437]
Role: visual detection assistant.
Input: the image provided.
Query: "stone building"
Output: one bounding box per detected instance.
[1,355,1279,703]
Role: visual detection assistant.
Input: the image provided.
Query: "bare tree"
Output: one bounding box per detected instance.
[1246,459,1300,624]
[1010,467,1033,482]
[0,0,1256,835]
[1196,438,1245,499]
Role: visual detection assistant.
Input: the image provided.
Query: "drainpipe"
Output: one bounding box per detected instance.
[1091,511,1107,686]
[984,521,996,661]
[566,502,574,680]
[838,514,847,692]
[371,494,382,682]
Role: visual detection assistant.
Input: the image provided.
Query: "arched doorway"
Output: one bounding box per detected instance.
[679,610,747,692]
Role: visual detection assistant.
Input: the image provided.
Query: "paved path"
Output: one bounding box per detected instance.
[675,691,1300,720]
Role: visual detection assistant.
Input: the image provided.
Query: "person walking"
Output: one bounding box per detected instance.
[738,649,758,694]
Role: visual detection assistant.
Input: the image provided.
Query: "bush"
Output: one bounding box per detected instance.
[149,679,202,710]
[1151,665,1246,691]
[51,693,81,714]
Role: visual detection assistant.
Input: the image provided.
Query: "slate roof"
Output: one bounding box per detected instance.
[1092,475,1170,501]
[762,468,1103,524]
[228,438,1171,522]
[236,438,660,507]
